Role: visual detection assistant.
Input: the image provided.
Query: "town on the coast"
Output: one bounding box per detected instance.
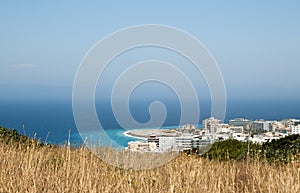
[125,117,300,153]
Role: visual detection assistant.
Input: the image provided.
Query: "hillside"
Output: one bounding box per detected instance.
[0,127,299,192]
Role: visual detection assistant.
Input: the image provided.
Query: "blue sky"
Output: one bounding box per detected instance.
[0,1,300,101]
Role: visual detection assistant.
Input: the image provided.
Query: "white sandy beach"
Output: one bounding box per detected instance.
[123,128,180,140]
[123,130,148,140]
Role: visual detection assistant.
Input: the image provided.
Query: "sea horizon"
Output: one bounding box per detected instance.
[0,98,299,147]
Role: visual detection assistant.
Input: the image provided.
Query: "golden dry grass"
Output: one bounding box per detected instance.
[0,142,299,193]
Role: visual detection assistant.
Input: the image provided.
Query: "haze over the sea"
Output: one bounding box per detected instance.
[0,1,300,146]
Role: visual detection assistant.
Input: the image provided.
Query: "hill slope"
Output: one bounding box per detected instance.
[0,127,299,192]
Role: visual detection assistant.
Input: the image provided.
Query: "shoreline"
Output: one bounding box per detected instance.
[123,130,148,141]
[122,128,182,140]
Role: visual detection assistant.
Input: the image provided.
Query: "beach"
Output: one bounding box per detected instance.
[123,128,181,140]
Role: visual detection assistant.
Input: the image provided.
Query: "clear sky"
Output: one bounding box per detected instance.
[0,1,300,101]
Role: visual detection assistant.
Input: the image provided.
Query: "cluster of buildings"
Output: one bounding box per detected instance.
[203,117,300,134]
[127,124,212,153]
[126,117,300,153]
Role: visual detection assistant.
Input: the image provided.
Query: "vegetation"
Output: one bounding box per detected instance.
[262,134,300,163]
[0,127,300,192]
[0,127,28,142]
[204,139,261,161]
[0,126,37,146]
[0,126,55,148]
[203,135,300,164]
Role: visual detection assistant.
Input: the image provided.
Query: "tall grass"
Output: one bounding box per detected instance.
[0,142,299,193]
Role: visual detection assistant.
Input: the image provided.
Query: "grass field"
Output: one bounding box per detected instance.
[0,140,299,193]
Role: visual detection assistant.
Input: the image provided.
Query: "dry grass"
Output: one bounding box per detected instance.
[0,142,299,193]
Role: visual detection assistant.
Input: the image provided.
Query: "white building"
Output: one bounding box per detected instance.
[128,141,157,151]
[216,127,231,134]
[291,125,300,134]
[158,137,176,151]
[202,117,222,133]
[175,136,193,151]
[229,118,250,129]
[228,126,244,133]
[271,121,285,132]
[251,120,273,132]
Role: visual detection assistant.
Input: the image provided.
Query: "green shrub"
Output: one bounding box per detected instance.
[203,139,261,161]
[262,134,300,163]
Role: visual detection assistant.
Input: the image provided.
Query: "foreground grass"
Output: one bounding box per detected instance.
[1,141,300,193]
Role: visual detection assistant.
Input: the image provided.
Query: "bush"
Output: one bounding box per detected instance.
[0,126,55,148]
[203,139,261,161]
[262,134,300,163]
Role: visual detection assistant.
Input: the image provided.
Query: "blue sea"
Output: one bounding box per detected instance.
[0,98,299,147]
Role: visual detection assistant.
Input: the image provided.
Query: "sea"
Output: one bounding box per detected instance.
[0,98,299,147]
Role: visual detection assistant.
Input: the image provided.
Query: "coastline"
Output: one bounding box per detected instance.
[122,130,148,141]
[122,128,182,140]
